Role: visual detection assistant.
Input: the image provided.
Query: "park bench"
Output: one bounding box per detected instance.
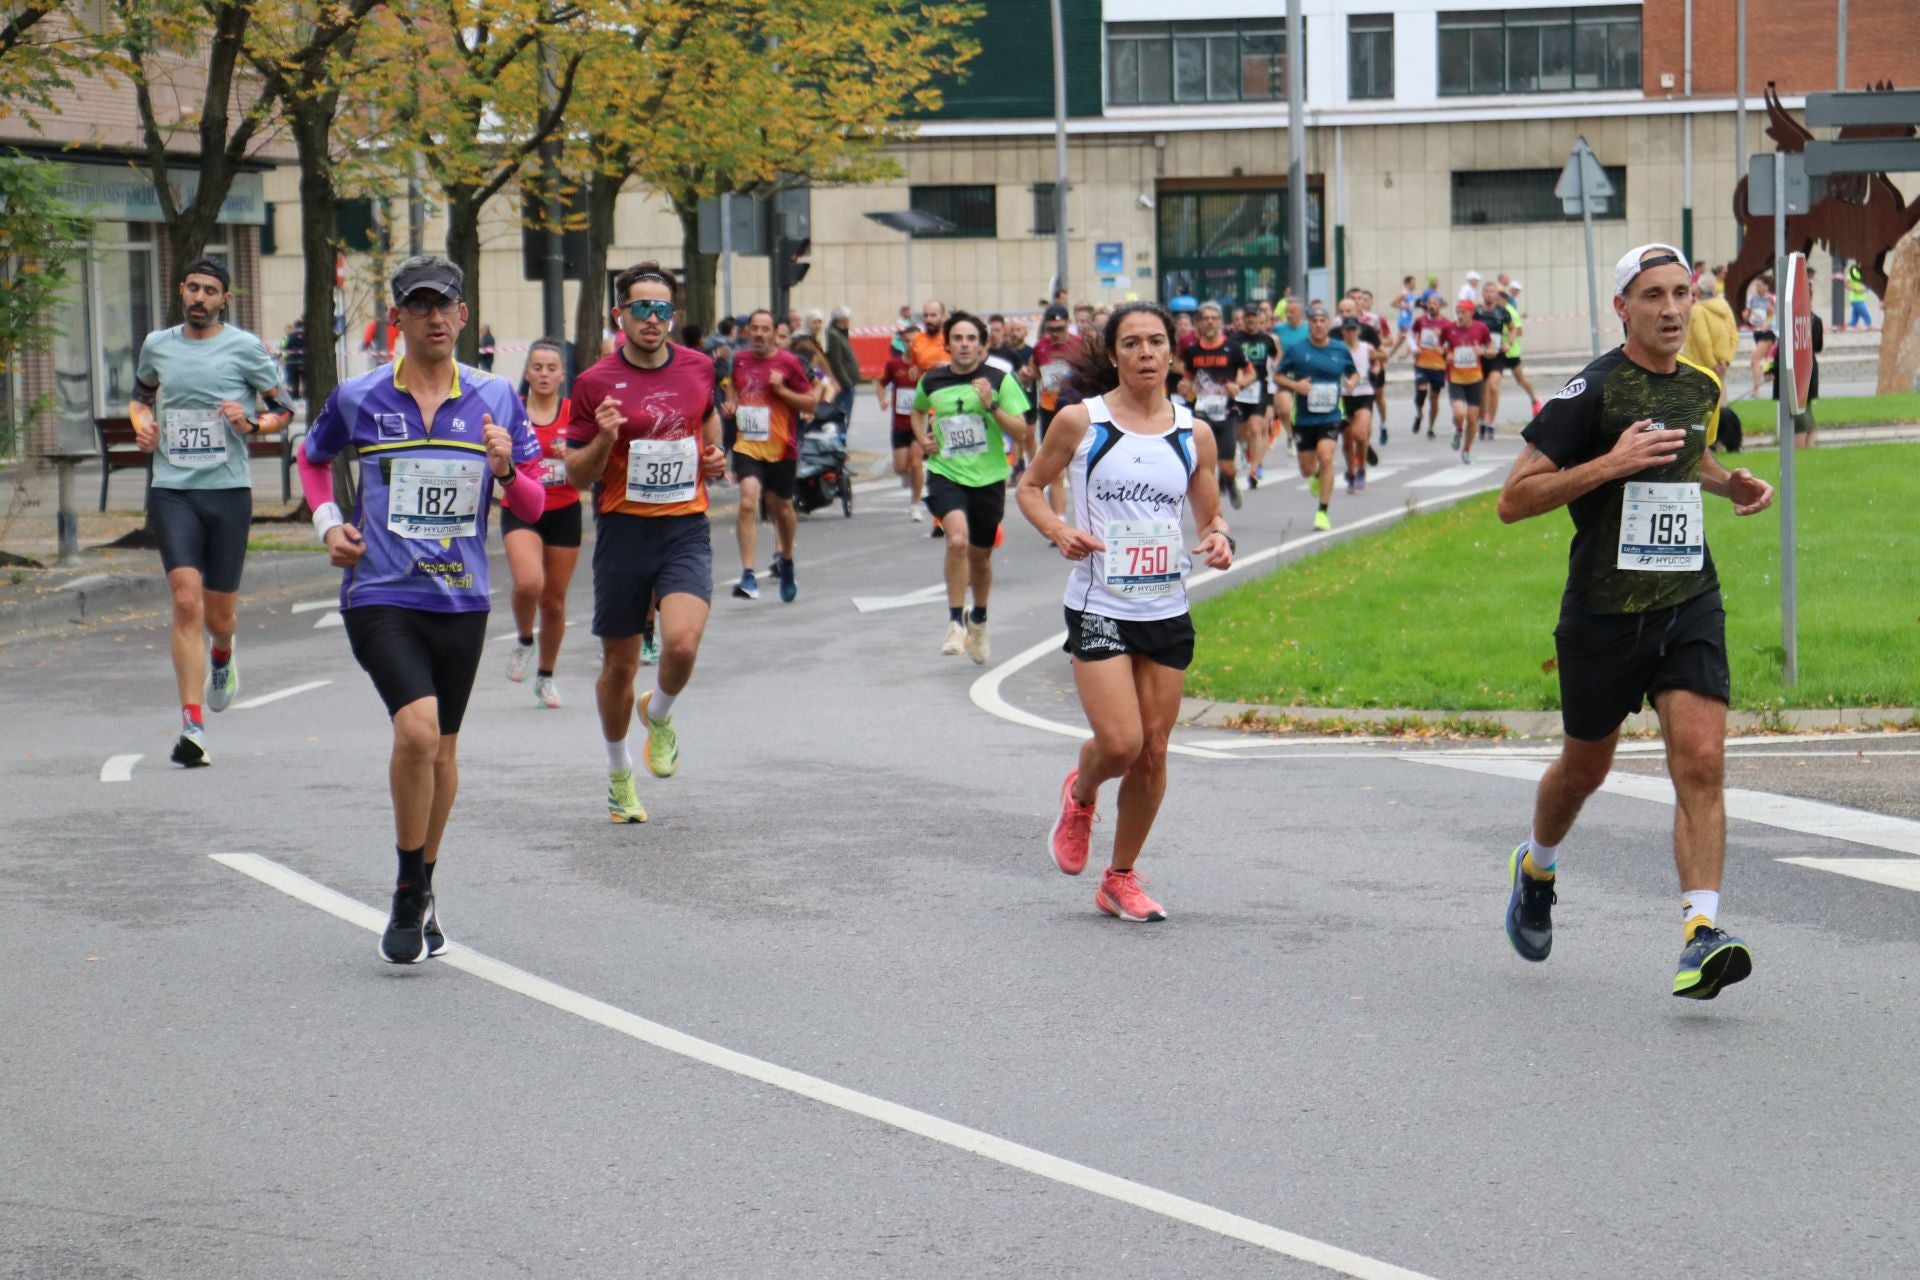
[93,416,307,509]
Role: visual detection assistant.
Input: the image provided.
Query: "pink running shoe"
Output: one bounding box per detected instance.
[1096,867,1166,922]
[1049,769,1096,875]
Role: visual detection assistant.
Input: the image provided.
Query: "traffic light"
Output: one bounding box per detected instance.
[770,234,811,320]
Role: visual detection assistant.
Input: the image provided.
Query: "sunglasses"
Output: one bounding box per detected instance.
[625,299,675,321]
[399,294,459,317]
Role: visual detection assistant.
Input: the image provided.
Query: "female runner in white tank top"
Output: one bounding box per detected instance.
[1014,302,1235,923]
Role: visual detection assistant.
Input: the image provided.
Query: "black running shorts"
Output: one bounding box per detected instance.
[343,605,489,733]
[1203,416,1235,465]
[1554,589,1731,741]
[890,424,917,450]
[1414,368,1446,391]
[1063,606,1195,671]
[734,453,797,502]
[1448,381,1485,408]
[924,471,1004,549]
[500,501,583,548]
[591,511,713,638]
[1294,422,1344,452]
[151,486,251,593]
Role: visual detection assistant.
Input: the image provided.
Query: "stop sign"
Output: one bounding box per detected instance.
[1787,252,1813,413]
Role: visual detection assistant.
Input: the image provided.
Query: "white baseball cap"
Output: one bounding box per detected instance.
[1613,243,1687,295]
[1464,269,1483,282]
[1508,280,1524,292]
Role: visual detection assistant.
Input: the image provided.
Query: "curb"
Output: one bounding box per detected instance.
[1179,698,1920,739]
[0,553,340,641]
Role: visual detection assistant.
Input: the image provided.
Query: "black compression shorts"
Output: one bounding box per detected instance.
[733,454,797,502]
[1062,607,1195,671]
[500,502,583,548]
[343,605,489,733]
[151,486,251,593]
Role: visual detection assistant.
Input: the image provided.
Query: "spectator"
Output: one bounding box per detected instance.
[824,307,861,427]
[281,320,306,401]
[1683,276,1739,400]
[477,324,497,372]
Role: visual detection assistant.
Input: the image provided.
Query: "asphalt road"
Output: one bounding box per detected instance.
[4,404,1917,1280]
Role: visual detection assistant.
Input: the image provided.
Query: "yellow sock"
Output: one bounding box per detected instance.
[1684,914,1712,941]
[1522,850,1555,879]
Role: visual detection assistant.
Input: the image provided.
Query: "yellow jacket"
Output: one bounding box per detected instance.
[1684,296,1738,368]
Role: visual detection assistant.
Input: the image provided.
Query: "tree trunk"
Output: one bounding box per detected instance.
[571,164,623,374]
[676,200,718,337]
[287,103,354,520]
[444,187,485,365]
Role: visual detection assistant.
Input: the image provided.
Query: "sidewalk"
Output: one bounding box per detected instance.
[1179,698,1920,739]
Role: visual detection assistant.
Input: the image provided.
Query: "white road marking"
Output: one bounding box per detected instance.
[313,611,343,629]
[1405,755,1920,856]
[231,679,331,710]
[1404,463,1502,488]
[1777,858,1920,891]
[1294,467,1403,492]
[210,852,1439,1280]
[852,583,948,613]
[1181,734,1399,749]
[289,600,336,614]
[100,754,141,783]
[969,482,1505,759]
[61,573,113,592]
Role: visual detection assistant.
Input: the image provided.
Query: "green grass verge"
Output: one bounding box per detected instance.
[1730,391,1920,429]
[1188,443,1920,711]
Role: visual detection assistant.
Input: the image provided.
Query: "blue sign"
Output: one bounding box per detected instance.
[1094,241,1124,275]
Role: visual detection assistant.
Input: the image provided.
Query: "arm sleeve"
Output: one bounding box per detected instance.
[297,446,335,509]
[499,465,545,521]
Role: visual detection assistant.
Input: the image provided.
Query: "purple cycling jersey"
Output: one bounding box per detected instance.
[305,359,538,612]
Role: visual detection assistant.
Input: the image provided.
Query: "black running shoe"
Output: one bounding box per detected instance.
[1504,843,1555,962]
[423,897,447,957]
[380,886,429,964]
[1673,925,1753,1000]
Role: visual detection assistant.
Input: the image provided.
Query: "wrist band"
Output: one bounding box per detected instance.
[312,502,344,541]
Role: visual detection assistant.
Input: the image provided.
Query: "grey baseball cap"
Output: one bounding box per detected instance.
[391,254,464,302]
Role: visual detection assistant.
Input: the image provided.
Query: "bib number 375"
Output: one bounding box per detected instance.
[1617,481,1704,571]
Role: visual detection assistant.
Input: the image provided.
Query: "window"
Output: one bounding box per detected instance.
[1438,7,1641,96]
[1451,166,1628,225]
[1031,182,1062,237]
[1106,21,1298,106]
[909,185,997,239]
[1348,15,1394,100]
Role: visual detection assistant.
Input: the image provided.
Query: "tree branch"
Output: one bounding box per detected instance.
[0,0,55,62]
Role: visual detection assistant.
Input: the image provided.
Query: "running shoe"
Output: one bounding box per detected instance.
[534,675,561,708]
[777,556,798,603]
[1380,425,1389,445]
[732,569,760,600]
[1450,428,1464,452]
[910,505,924,523]
[1049,770,1096,875]
[964,619,990,666]
[206,657,239,712]
[1247,469,1259,490]
[1356,469,1368,492]
[637,690,679,779]
[1531,399,1544,416]
[1504,843,1556,962]
[640,632,660,665]
[423,896,448,957]
[1313,509,1331,532]
[506,640,533,683]
[170,724,210,768]
[1227,479,1243,510]
[608,768,648,823]
[1672,925,1753,1000]
[1426,428,1436,439]
[380,886,429,964]
[1345,471,1356,496]
[1461,451,1475,466]
[940,620,966,656]
[1366,445,1379,467]
[1096,867,1166,922]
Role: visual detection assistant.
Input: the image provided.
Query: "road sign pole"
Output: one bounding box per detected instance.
[1776,156,1797,687]
[1579,160,1601,357]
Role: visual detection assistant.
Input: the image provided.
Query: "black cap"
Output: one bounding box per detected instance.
[1042,304,1070,323]
[391,254,464,303]
[1339,315,1359,329]
[180,256,230,290]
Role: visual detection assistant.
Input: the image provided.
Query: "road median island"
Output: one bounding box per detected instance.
[1184,443,1920,728]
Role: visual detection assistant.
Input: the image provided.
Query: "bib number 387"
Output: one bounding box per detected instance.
[388,458,483,540]
[625,435,699,505]
[1103,519,1182,599]
[1617,481,1704,571]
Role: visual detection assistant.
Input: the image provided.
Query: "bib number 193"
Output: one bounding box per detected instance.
[1617,481,1704,572]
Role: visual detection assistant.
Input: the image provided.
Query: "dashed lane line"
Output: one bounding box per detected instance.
[99,754,141,783]
[231,680,332,710]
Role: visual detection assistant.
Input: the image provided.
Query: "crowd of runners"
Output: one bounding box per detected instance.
[126,242,1772,998]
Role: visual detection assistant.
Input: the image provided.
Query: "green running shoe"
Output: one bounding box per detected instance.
[1672,925,1753,1000]
[637,691,679,779]
[608,768,648,823]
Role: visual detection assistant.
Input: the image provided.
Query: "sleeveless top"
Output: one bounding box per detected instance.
[1063,394,1199,622]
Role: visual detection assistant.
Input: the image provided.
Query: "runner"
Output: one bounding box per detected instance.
[563,261,727,823]
[1274,303,1360,530]
[1270,298,1309,450]
[129,256,294,767]
[1496,243,1774,999]
[877,331,926,521]
[1475,281,1512,441]
[908,299,950,376]
[996,315,1038,478]
[1501,280,1543,415]
[1015,301,1234,923]
[1746,275,1776,398]
[1026,304,1081,517]
[297,254,543,963]
[1338,316,1379,493]
[501,339,581,708]
[1408,292,1449,439]
[911,311,1032,664]
[727,308,817,602]
[1444,298,1495,461]
[1231,305,1280,489]
[1178,302,1252,509]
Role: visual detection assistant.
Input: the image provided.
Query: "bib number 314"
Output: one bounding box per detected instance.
[1103,519,1183,599]
[1617,481,1704,571]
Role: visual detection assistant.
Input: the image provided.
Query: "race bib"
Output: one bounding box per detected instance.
[1103,520,1182,599]
[388,457,483,540]
[940,412,989,457]
[894,385,917,414]
[1418,328,1440,350]
[737,404,772,443]
[539,456,569,486]
[1040,361,1070,390]
[1617,480,1704,572]
[1194,394,1228,420]
[625,435,699,505]
[163,409,227,468]
[1307,382,1339,415]
[1452,345,1478,369]
[1234,382,1264,406]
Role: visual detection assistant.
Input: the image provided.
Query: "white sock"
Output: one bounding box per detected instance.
[606,739,632,772]
[1682,889,1719,930]
[647,685,677,723]
[1526,833,1559,873]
